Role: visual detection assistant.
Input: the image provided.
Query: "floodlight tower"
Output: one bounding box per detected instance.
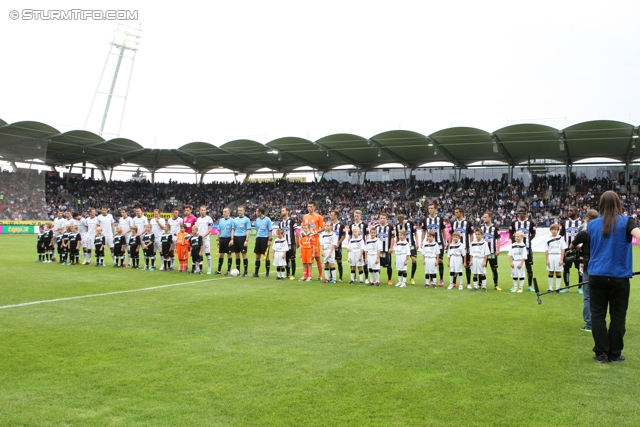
[85,22,142,138]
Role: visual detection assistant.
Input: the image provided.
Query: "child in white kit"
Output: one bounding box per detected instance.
[421,231,440,288]
[365,228,383,286]
[447,231,466,290]
[348,226,366,284]
[509,231,527,292]
[469,229,490,291]
[394,230,410,287]
[320,221,338,283]
[545,223,566,292]
[272,228,289,280]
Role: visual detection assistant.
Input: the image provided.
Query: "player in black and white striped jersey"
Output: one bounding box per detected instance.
[375,213,395,285]
[560,206,583,292]
[395,214,418,284]
[421,203,446,287]
[480,211,501,291]
[349,210,369,283]
[450,207,474,289]
[509,207,537,292]
[280,207,299,280]
[330,210,347,282]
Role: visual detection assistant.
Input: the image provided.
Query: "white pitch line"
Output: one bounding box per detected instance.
[0,276,233,310]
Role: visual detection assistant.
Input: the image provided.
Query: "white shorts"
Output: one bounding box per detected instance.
[424,257,437,274]
[471,257,486,275]
[154,237,162,253]
[81,233,88,249]
[367,254,380,270]
[86,235,95,250]
[547,254,562,272]
[323,248,335,264]
[511,265,525,278]
[348,251,364,267]
[103,235,114,248]
[395,254,408,271]
[274,252,287,267]
[123,234,131,249]
[448,255,463,274]
[202,236,211,255]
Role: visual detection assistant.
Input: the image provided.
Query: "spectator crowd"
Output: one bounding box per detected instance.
[1,169,639,227]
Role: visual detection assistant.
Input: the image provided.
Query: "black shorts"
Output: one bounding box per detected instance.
[130,247,139,258]
[95,249,105,257]
[219,237,232,255]
[380,251,391,268]
[410,248,417,258]
[564,259,580,270]
[487,256,498,269]
[525,247,534,266]
[161,245,172,258]
[37,244,45,254]
[334,246,342,261]
[286,246,296,260]
[233,236,247,253]
[254,237,269,255]
[114,246,124,257]
[191,250,202,263]
[144,247,155,257]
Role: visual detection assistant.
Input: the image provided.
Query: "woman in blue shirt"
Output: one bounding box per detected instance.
[588,191,640,363]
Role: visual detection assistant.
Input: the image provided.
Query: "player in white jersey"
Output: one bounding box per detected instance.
[84,208,99,265]
[365,228,383,286]
[545,223,567,292]
[320,222,338,283]
[347,225,366,284]
[447,232,466,290]
[53,210,66,261]
[97,206,116,264]
[119,208,134,267]
[469,230,491,291]
[422,232,440,288]
[64,211,77,228]
[167,207,183,270]
[132,207,149,239]
[73,212,88,263]
[149,209,166,268]
[196,205,214,274]
[394,230,410,287]
[508,231,527,292]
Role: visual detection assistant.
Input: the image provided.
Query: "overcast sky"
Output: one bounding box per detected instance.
[3,0,640,152]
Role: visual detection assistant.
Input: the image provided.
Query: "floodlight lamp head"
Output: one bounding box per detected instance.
[493,144,499,153]
[378,149,382,157]
[434,148,438,155]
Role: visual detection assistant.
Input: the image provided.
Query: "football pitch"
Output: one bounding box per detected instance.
[2,235,640,426]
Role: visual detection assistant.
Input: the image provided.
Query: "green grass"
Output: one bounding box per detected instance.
[2,235,640,426]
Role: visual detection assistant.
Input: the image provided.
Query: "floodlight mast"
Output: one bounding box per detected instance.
[85,21,142,138]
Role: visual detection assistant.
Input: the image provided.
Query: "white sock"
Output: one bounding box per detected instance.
[556,276,562,290]
[331,269,336,281]
[548,277,553,290]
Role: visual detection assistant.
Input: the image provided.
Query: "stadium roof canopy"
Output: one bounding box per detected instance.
[0,118,637,174]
